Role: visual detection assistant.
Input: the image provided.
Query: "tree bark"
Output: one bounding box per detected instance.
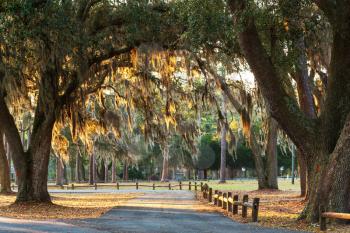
[0,132,11,194]
[297,150,308,197]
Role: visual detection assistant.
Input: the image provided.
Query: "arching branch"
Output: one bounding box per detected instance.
[227,0,318,156]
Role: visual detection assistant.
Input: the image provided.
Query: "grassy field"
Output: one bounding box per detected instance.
[205,178,301,192]
[44,178,301,192]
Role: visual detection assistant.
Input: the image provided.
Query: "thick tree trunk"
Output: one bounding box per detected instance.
[161,145,170,182]
[26,118,55,202]
[0,133,11,194]
[111,158,116,183]
[266,117,279,189]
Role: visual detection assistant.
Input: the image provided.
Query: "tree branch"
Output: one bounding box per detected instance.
[227,0,318,156]
[89,46,133,67]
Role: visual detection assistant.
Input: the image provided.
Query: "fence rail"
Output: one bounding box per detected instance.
[201,185,260,222]
[9,181,203,191]
[320,205,350,231]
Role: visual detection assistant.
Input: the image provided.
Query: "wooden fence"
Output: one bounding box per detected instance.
[53,181,202,191]
[201,185,260,222]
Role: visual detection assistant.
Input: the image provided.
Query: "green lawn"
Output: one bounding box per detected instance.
[205,178,301,192]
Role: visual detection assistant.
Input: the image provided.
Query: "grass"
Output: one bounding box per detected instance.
[206,178,301,192]
[0,192,140,220]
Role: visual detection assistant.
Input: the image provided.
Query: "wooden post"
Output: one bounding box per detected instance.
[94,183,97,190]
[214,190,218,205]
[223,193,227,210]
[233,195,239,214]
[71,184,75,190]
[116,182,119,190]
[136,182,139,190]
[218,191,222,207]
[320,205,327,231]
[179,181,182,190]
[194,182,197,191]
[189,181,191,190]
[228,192,233,212]
[209,188,213,203]
[252,198,260,222]
[169,183,171,190]
[242,194,248,218]
[153,183,155,190]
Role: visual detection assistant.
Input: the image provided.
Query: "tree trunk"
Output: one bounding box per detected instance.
[104,159,109,183]
[297,150,308,197]
[93,154,97,183]
[89,154,94,185]
[111,158,116,183]
[75,152,81,183]
[56,156,64,186]
[161,145,170,182]
[203,169,207,179]
[219,120,227,183]
[26,118,55,202]
[123,161,128,181]
[0,132,11,194]
[266,117,279,189]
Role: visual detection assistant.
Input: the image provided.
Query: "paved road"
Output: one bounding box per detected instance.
[0,190,307,233]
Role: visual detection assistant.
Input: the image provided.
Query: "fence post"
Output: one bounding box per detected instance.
[209,188,213,203]
[214,190,218,205]
[179,181,182,190]
[252,198,260,222]
[116,182,119,190]
[233,195,238,214]
[242,194,248,218]
[169,183,171,190]
[71,184,75,190]
[94,183,97,190]
[320,205,327,231]
[136,182,139,190]
[189,182,191,190]
[195,182,197,191]
[228,192,233,212]
[218,191,222,207]
[223,193,227,210]
[153,183,155,190]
